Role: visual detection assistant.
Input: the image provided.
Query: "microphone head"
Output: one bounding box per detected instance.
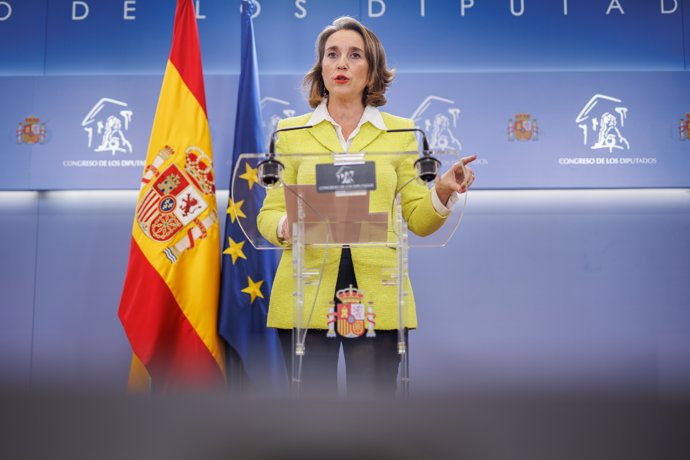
[258,156,283,188]
[414,155,441,183]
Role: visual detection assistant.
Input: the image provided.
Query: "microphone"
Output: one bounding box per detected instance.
[259,125,440,186]
[386,128,440,183]
[258,125,313,188]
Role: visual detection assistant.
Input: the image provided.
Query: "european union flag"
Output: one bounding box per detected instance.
[218,0,286,391]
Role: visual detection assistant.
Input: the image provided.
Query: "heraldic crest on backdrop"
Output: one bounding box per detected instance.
[136,144,218,264]
[17,116,47,145]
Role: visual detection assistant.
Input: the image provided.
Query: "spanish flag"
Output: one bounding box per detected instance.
[118,0,224,390]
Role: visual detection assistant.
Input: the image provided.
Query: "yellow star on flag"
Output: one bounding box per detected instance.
[241,276,264,303]
[239,162,260,190]
[227,198,246,223]
[223,237,247,264]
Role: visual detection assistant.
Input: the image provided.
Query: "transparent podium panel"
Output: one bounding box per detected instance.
[231,150,468,397]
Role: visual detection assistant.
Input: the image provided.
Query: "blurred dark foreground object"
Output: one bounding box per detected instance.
[1,385,688,460]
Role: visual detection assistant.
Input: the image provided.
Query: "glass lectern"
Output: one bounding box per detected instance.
[231,149,465,397]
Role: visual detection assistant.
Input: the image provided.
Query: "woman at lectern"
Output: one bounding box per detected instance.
[257,16,476,397]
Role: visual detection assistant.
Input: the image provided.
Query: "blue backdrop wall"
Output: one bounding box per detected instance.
[2,0,690,190]
[1,0,689,396]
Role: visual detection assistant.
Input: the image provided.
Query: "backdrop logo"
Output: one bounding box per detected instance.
[16,116,46,145]
[81,98,133,155]
[576,94,629,152]
[508,113,538,141]
[261,97,296,149]
[411,96,462,150]
[679,113,690,141]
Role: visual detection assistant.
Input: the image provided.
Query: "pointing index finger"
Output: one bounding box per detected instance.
[461,155,478,165]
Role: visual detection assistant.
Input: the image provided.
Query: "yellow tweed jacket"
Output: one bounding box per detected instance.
[257,111,448,330]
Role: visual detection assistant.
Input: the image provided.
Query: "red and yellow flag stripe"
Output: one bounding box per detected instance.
[118,0,224,389]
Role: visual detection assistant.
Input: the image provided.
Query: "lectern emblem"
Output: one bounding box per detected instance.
[335,166,356,185]
[327,285,376,338]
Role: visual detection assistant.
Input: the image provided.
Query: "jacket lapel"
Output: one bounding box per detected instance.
[307,121,343,153]
[348,122,385,153]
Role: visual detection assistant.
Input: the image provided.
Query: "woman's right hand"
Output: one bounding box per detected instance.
[278,215,291,243]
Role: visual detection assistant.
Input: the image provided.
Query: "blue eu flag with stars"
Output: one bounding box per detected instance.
[218,0,286,391]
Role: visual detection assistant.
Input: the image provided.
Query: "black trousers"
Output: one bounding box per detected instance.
[278,247,403,398]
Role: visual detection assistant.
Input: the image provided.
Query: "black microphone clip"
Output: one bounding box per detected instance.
[258,125,313,188]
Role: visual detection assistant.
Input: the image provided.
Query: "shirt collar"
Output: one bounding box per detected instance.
[308,100,387,131]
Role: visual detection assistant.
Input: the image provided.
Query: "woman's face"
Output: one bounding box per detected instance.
[321,29,369,105]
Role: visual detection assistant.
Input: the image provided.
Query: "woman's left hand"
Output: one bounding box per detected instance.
[434,155,477,206]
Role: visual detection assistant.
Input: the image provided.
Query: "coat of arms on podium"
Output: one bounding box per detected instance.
[327,285,376,338]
